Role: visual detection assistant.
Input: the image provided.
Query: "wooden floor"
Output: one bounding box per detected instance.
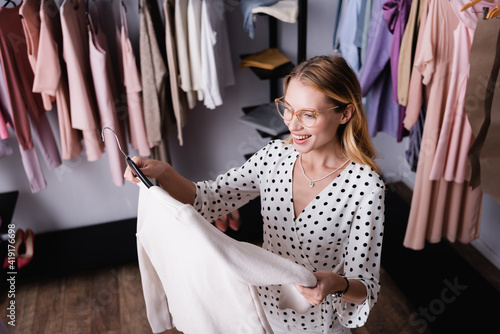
[0,261,432,334]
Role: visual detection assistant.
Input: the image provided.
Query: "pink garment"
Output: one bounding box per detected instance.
[0,3,43,151]
[88,12,127,186]
[0,4,61,192]
[0,105,8,139]
[38,0,82,160]
[19,0,55,111]
[60,0,103,161]
[403,0,483,250]
[119,4,151,157]
[0,62,46,192]
[429,0,497,183]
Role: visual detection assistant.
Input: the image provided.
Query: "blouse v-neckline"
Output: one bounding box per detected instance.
[290,151,352,222]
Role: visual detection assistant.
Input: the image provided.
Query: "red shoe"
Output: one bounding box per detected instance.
[17,228,34,269]
[3,229,25,269]
[228,210,241,231]
[215,214,229,232]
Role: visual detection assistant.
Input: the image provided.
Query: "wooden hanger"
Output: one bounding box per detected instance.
[461,0,482,12]
[486,4,500,18]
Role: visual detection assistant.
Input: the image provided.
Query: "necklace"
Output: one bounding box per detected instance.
[298,154,350,188]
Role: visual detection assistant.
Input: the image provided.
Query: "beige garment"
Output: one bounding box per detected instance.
[397,0,425,107]
[19,0,54,111]
[60,0,103,161]
[38,0,82,160]
[175,0,197,109]
[140,0,168,145]
[465,16,500,204]
[164,0,188,146]
[403,0,482,250]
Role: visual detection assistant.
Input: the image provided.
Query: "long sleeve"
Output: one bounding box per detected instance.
[193,142,271,221]
[335,183,385,328]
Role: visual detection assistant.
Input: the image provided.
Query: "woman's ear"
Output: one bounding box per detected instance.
[340,104,354,124]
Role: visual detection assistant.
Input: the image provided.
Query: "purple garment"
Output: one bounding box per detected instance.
[383,0,412,141]
[383,0,412,104]
[358,0,399,140]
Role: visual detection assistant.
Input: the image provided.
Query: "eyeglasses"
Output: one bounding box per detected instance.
[274,96,339,128]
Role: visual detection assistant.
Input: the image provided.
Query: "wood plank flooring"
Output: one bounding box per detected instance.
[0,261,431,334]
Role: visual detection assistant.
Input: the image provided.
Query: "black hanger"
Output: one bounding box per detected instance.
[101,127,153,188]
[3,0,17,8]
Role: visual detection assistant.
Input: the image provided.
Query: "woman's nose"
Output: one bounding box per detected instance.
[286,114,302,131]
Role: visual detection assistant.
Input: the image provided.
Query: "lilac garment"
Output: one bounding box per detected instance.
[0,82,46,192]
[358,0,399,140]
[0,50,60,193]
[0,139,13,158]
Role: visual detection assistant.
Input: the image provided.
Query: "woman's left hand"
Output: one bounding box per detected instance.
[294,271,340,306]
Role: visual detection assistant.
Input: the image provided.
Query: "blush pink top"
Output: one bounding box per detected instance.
[119,3,151,157]
[88,11,127,186]
[38,0,83,160]
[19,0,55,111]
[60,0,103,161]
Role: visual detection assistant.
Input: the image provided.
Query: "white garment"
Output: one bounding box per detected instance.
[136,184,317,334]
[252,0,298,23]
[187,0,204,101]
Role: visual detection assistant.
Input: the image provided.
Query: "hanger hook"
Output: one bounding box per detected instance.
[101,127,127,158]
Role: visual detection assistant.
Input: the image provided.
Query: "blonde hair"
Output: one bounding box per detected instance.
[283,55,379,172]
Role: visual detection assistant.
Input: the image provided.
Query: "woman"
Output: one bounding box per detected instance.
[125,55,385,333]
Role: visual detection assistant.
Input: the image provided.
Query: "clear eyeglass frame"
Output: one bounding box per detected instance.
[274,96,339,128]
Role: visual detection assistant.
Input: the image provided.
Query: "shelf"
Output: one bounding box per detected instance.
[240,103,289,138]
[239,54,294,80]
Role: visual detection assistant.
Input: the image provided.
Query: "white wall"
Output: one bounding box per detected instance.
[1,0,499,269]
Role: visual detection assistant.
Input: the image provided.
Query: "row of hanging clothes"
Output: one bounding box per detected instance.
[0,0,234,192]
[335,0,500,250]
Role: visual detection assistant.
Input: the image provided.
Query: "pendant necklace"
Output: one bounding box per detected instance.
[299,154,350,188]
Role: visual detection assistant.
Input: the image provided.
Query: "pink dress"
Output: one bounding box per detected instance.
[88,11,127,186]
[36,0,83,160]
[403,0,483,250]
[429,0,497,183]
[119,3,151,157]
[19,0,55,111]
[60,0,103,161]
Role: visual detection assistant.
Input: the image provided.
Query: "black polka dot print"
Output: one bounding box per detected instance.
[193,140,385,333]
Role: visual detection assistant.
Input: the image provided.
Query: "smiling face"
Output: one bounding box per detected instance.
[283,78,351,155]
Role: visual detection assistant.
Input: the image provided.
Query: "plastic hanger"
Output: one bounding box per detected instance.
[461,0,482,12]
[101,127,153,188]
[2,0,17,8]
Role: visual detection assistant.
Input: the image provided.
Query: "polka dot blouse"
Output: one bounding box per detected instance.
[193,140,385,333]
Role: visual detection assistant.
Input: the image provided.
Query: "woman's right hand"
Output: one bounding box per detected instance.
[124,156,169,184]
